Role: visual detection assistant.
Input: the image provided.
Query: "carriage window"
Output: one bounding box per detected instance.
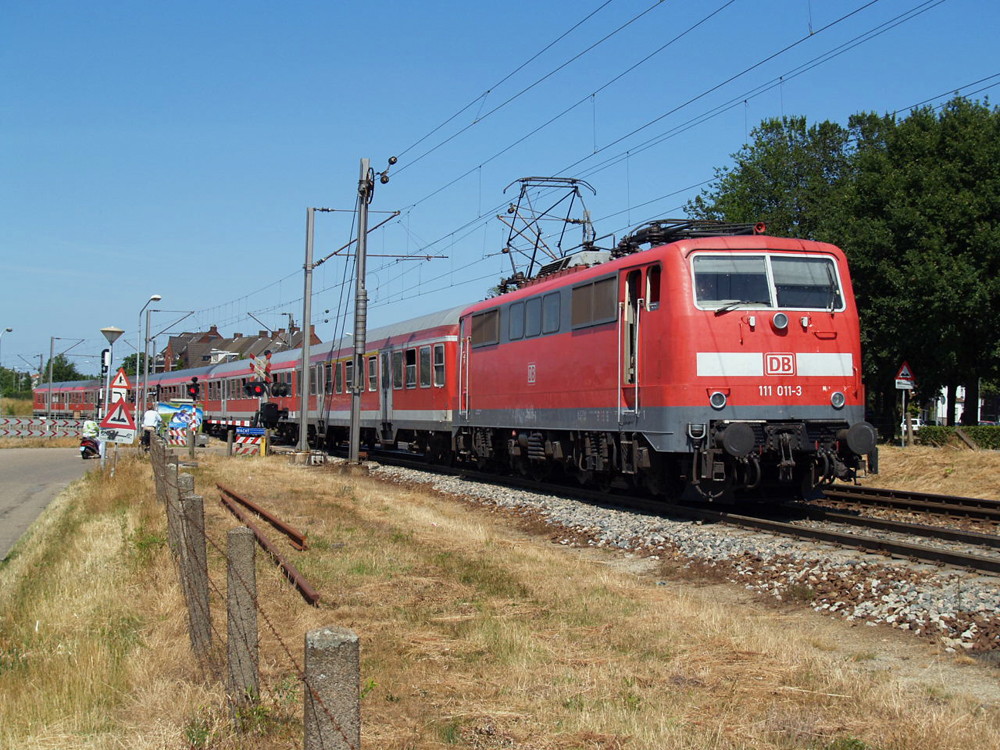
[419,346,431,387]
[368,356,377,391]
[471,309,499,347]
[525,297,541,337]
[542,292,560,334]
[571,276,617,328]
[693,256,771,309]
[508,302,524,341]
[433,343,445,387]
[405,349,417,388]
[392,351,403,389]
[345,361,354,390]
[646,266,661,310]
[333,362,342,393]
[771,257,842,310]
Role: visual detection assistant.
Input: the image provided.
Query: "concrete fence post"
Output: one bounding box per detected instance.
[227,429,234,457]
[304,626,360,750]
[164,464,183,557]
[227,527,259,719]
[187,427,196,460]
[179,489,212,660]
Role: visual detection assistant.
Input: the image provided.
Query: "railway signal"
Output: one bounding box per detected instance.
[187,377,200,400]
[245,381,268,397]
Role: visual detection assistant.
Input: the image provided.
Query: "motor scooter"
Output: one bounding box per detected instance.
[80,436,100,460]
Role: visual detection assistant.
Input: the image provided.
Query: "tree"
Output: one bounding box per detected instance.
[119,353,151,377]
[43,354,88,383]
[686,115,851,238]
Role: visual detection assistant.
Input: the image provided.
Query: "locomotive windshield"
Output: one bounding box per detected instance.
[693,254,843,311]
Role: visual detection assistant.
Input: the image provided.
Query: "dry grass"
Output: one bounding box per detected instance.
[1,447,999,749]
[0,397,33,417]
[860,444,1000,500]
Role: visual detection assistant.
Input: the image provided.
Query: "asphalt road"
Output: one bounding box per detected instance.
[0,447,91,561]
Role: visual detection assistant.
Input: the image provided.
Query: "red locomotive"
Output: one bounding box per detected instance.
[36,220,877,499]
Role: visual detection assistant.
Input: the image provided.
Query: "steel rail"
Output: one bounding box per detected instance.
[789,504,1000,549]
[217,483,309,550]
[823,486,1000,523]
[218,492,321,605]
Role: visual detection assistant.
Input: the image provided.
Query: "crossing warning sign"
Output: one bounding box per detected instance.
[110,368,132,390]
[895,361,915,390]
[99,401,137,444]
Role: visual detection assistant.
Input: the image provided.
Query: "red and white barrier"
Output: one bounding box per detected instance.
[233,435,263,456]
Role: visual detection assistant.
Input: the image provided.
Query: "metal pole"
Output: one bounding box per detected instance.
[297,207,315,453]
[0,328,10,408]
[143,308,154,409]
[349,159,371,464]
[46,337,54,421]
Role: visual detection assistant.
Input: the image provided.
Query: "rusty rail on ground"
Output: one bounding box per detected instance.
[218,492,321,606]
[216,483,308,550]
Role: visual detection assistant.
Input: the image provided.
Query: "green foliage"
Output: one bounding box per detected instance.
[42,354,90,383]
[916,425,1000,450]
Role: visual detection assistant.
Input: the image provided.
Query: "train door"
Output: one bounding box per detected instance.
[459,317,470,419]
[620,268,643,416]
[379,349,393,440]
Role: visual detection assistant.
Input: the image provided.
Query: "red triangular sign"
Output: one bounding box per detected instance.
[896,361,914,381]
[100,401,137,430]
[110,368,132,390]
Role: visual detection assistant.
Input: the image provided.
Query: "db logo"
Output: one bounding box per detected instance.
[764,353,795,376]
[527,363,537,385]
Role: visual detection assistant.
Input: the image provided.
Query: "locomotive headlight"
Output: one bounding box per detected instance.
[709,391,727,410]
[772,312,789,330]
[831,391,846,409]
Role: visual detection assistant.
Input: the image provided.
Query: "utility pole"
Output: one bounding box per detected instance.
[297,208,316,453]
[349,160,373,464]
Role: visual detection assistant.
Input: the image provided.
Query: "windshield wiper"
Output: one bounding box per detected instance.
[713,299,770,316]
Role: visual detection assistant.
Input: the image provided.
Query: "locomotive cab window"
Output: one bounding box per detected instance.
[646,265,661,310]
[771,257,843,310]
[693,253,844,311]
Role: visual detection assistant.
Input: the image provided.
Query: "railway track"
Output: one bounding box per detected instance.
[343,450,1000,576]
[822,484,1000,523]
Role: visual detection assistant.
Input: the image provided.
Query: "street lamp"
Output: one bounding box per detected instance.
[136,295,162,410]
[0,327,11,411]
[100,326,124,420]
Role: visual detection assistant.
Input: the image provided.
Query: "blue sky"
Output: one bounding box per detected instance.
[2,0,997,377]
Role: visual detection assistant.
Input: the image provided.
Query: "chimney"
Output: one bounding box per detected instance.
[233,333,242,340]
[259,330,268,338]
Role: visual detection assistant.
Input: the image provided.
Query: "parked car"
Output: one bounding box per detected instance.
[900,417,924,432]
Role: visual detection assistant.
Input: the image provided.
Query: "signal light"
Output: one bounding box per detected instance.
[271,382,289,397]
[245,381,268,398]
[186,377,200,400]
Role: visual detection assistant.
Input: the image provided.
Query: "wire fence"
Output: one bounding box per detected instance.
[148,435,359,749]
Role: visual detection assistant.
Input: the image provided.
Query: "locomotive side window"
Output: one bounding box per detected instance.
[368,356,378,391]
[405,349,417,388]
[509,302,524,340]
[542,292,560,334]
[419,346,431,387]
[572,276,617,328]
[471,309,499,347]
[392,351,403,389]
[771,257,842,310]
[433,343,445,387]
[525,297,542,337]
[694,256,770,308]
[646,266,661,310]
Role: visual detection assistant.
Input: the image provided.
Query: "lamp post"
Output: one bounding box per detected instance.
[0,327,11,409]
[136,295,162,410]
